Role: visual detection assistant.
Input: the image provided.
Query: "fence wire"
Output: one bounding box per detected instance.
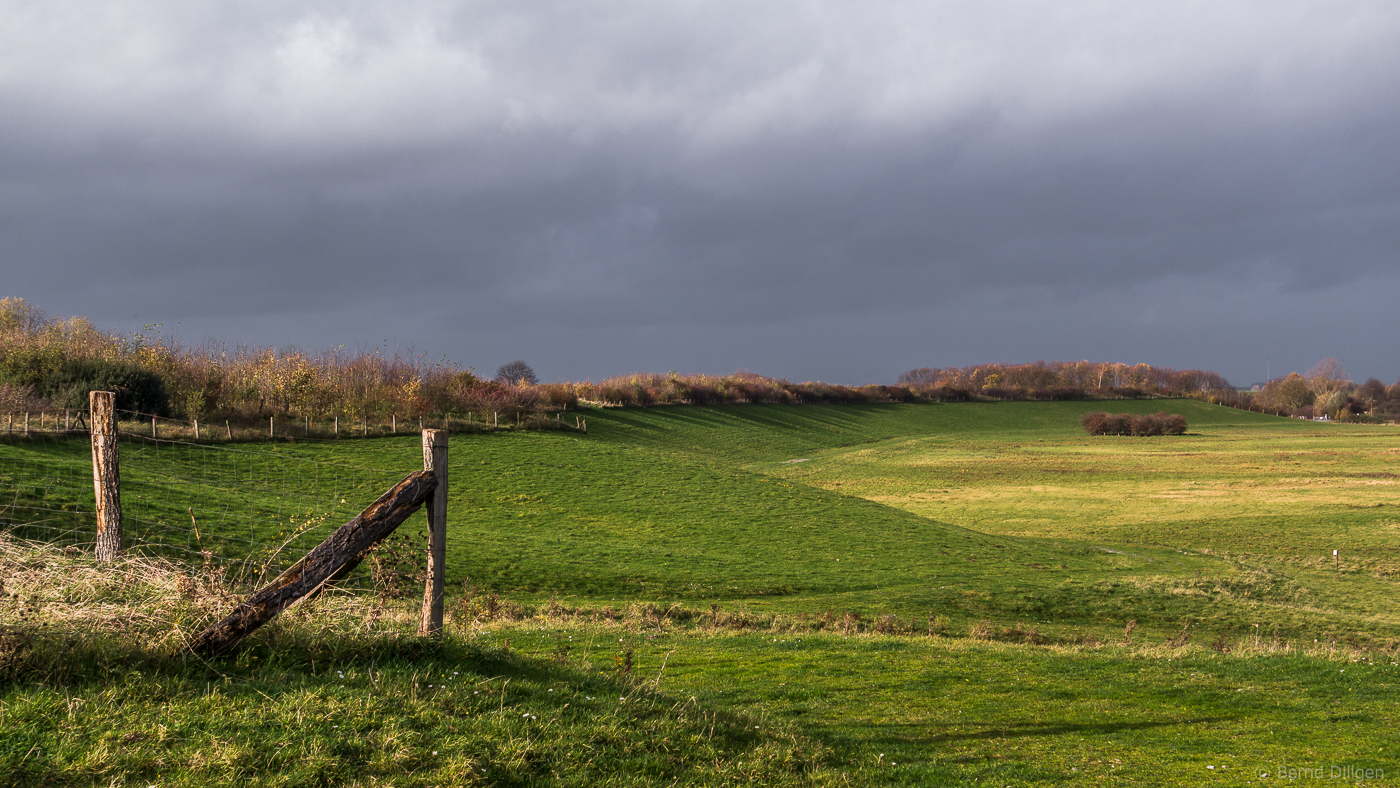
[0,412,412,585]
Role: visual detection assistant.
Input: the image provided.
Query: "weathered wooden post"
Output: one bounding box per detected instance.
[90,391,123,562]
[420,429,448,636]
[190,470,438,656]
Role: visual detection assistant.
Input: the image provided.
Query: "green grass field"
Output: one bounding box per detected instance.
[3,400,1399,785]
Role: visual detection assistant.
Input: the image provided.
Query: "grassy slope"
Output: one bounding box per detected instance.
[5,400,1400,785]
[5,400,1397,641]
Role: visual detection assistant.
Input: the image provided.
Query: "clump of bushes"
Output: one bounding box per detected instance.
[574,371,917,407]
[1080,411,1187,436]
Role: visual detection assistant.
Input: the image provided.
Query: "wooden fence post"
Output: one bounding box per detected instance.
[420,429,449,636]
[90,391,123,562]
[190,470,438,657]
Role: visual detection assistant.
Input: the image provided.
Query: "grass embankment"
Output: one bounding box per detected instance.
[4,400,1399,644]
[3,399,1400,784]
[2,538,1398,787]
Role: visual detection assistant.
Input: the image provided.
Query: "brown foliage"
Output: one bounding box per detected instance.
[896,360,1232,400]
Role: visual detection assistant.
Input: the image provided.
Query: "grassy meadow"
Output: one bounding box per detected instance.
[2,399,1399,785]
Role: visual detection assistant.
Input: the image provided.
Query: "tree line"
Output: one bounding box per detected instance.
[1206,358,1398,422]
[5,299,1396,425]
[0,299,913,424]
[895,360,1233,401]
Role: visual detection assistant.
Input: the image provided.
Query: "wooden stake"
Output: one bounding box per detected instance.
[420,429,448,637]
[151,415,157,439]
[90,392,122,562]
[226,420,232,440]
[270,416,274,437]
[194,419,200,440]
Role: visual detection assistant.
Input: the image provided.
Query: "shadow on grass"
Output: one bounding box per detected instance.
[925,716,1232,743]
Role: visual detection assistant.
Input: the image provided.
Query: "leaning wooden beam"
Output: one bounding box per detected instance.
[189,470,438,657]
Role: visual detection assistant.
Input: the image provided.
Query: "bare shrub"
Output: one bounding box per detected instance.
[1083,412,1186,437]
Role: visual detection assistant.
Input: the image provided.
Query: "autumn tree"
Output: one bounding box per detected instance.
[1257,372,1313,413]
[495,360,539,386]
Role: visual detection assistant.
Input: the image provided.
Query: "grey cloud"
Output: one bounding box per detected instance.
[4,1,1400,385]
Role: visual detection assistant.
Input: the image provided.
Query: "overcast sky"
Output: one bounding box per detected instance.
[4,1,1398,386]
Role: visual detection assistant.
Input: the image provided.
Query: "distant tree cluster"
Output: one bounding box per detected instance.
[1080,412,1187,436]
[1213,358,1399,422]
[896,360,1232,401]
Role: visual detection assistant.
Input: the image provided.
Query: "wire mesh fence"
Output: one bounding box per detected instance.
[0,410,416,586]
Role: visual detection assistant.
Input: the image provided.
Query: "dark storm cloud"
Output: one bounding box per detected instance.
[4,1,1400,383]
